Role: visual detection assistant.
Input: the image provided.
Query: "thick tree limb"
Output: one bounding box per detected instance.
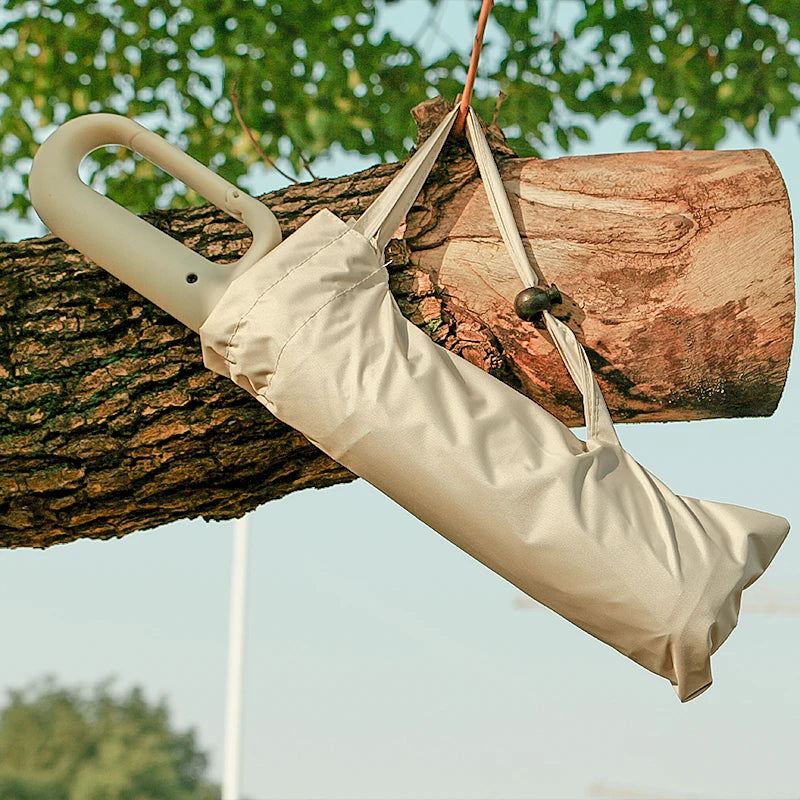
[0,100,793,548]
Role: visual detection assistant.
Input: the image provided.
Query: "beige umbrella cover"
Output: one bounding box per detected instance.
[200,107,789,701]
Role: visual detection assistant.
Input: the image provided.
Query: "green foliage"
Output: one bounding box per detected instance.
[0,677,220,800]
[0,0,798,218]
[562,0,800,149]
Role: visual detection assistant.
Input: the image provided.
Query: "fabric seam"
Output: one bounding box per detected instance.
[223,224,352,365]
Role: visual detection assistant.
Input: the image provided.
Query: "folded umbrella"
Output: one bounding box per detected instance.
[199,106,790,701]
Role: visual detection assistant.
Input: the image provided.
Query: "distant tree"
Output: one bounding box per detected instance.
[0,678,220,800]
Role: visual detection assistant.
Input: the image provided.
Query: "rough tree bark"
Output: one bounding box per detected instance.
[0,99,794,548]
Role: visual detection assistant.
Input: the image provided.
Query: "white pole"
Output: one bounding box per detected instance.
[223,515,249,800]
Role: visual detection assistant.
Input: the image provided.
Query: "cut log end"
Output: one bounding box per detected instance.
[411,146,794,425]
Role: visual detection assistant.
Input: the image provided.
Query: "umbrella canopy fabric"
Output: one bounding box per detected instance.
[200,106,789,701]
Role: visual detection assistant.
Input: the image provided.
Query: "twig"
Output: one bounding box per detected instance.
[491,90,506,127]
[410,3,445,58]
[297,150,317,181]
[546,0,559,45]
[425,5,463,59]
[453,0,494,136]
[230,79,298,184]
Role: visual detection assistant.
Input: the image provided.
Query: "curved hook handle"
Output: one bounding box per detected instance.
[29,114,282,332]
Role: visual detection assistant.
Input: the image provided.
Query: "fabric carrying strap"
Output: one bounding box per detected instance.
[354,107,459,253]
[355,105,618,446]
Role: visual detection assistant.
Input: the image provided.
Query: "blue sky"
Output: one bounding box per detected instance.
[1,2,798,799]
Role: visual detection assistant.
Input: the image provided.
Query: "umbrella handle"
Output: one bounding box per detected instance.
[29,113,282,332]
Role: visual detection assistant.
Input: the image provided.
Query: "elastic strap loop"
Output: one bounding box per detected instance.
[463,107,617,445]
[542,312,618,445]
[463,109,543,288]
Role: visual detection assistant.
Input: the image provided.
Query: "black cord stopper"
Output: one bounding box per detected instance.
[514,284,562,321]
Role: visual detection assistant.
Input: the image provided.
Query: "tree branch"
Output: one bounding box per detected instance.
[0,103,793,548]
